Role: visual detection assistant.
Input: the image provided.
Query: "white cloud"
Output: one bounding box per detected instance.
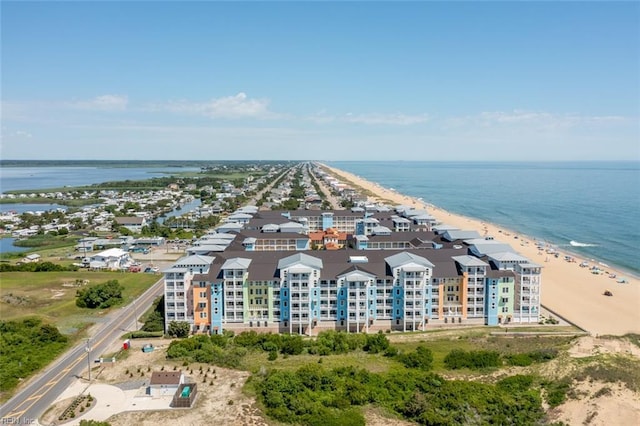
[14,130,33,138]
[307,111,430,125]
[447,110,630,130]
[67,95,129,111]
[343,112,430,125]
[0,129,33,139]
[150,92,276,119]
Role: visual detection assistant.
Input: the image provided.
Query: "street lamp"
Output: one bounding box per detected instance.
[85,339,91,382]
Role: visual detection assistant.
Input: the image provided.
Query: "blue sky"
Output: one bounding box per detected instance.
[2,1,638,161]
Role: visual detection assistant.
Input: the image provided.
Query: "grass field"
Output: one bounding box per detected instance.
[0,197,102,206]
[242,349,400,374]
[0,271,159,335]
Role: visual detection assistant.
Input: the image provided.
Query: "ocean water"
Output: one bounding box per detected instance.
[328,161,640,276]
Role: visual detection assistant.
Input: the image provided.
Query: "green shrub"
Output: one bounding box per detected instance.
[543,379,571,407]
[505,353,533,367]
[444,349,501,370]
[398,346,433,370]
[75,280,123,309]
[497,375,535,392]
[167,321,190,338]
[0,318,68,392]
[363,332,390,354]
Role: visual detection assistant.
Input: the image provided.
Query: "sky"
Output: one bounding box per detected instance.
[1,1,639,161]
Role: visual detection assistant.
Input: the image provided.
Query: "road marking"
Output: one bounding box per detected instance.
[4,409,25,418]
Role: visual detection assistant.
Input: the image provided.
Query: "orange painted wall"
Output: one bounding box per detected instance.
[193,285,210,328]
[461,273,468,319]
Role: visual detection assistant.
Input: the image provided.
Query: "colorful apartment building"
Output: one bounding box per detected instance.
[163,209,542,335]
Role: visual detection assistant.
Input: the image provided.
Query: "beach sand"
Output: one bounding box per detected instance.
[322,164,640,336]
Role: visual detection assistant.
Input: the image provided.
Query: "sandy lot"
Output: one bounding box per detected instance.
[41,340,267,426]
[547,336,640,425]
[323,164,640,336]
[40,335,640,426]
[40,340,423,426]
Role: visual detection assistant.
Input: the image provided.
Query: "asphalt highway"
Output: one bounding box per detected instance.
[0,277,164,425]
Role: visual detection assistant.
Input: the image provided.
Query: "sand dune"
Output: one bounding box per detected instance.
[323,164,640,336]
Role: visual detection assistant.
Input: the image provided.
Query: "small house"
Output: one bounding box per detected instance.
[149,371,185,397]
[20,253,41,263]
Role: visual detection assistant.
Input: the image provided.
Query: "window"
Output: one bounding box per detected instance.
[502,287,509,293]
[199,312,207,318]
[501,297,509,303]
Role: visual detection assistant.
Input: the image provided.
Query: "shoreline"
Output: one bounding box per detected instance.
[422,206,640,282]
[320,163,640,336]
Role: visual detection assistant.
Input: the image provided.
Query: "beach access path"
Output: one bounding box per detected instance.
[323,164,640,336]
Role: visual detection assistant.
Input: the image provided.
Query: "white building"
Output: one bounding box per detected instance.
[89,248,133,270]
[164,255,215,332]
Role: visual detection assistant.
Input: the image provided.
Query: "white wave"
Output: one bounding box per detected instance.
[570,240,598,247]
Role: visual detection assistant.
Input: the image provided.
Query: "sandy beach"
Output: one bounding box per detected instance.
[322,164,640,336]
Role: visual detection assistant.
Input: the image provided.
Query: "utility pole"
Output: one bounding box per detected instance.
[85,338,91,382]
[132,299,138,332]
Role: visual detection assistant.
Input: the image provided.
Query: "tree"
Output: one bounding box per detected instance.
[363,332,390,354]
[167,321,191,338]
[142,309,165,332]
[399,345,433,370]
[76,280,123,309]
[117,226,133,236]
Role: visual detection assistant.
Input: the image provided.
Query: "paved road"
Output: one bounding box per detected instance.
[0,278,164,425]
[307,165,343,209]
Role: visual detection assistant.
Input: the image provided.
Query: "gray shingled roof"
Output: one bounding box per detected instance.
[452,255,489,267]
[174,254,215,266]
[277,253,323,270]
[221,257,252,270]
[487,252,529,262]
[385,252,434,269]
[442,230,482,242]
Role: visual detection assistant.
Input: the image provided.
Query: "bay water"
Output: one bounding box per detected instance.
[0,166,198,193]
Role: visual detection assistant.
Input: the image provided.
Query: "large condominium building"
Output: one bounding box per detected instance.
[163,246,541,335]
